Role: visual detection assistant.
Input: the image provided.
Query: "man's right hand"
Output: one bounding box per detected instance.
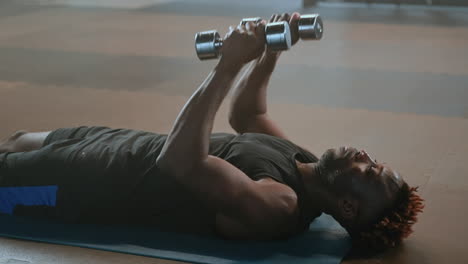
[260,12,301,62]
[220,22,266,67]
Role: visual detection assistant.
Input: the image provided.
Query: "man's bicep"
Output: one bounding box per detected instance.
[215,213,253,239]
[194,156,297,237]
[215,209,295,240]
[193,156,265,221]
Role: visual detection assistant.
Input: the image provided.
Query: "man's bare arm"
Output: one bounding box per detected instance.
[157,59,241,176]
[229,13,301,139]
[154,24,298,233]
[156,22,265,175]
[228,53,289,139]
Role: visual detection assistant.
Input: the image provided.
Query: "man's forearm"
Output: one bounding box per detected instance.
[229,54,280,126]
[157,60,242,176]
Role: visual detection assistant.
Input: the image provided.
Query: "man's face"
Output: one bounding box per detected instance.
[319,147,403,226]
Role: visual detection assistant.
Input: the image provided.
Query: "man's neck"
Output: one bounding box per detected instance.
[296,161,336,216]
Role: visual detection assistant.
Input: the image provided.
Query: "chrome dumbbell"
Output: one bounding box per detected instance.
[297,14,323,40]
[242,14,324,41]
[194,21,292,60]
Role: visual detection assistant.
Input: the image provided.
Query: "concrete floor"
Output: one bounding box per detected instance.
[0,0,467,263]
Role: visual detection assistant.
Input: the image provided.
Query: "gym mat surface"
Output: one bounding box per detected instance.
[0,214,350,264]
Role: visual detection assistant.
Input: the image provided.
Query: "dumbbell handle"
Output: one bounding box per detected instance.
[202,23,289,52]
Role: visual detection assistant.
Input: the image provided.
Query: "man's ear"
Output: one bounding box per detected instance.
[338,197,358,221]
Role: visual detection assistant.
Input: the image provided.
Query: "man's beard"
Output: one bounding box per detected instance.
[317,148,356,186]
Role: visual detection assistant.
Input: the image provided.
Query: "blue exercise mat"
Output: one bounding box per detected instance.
[0,214,351,264]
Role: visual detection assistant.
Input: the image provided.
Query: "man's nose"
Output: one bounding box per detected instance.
[362,150,377,165]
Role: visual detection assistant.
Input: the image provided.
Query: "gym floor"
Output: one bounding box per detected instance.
[0,0,467,263]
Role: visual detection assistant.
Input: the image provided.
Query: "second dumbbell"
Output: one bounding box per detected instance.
[195,21,291,60]
[241,14,323,41]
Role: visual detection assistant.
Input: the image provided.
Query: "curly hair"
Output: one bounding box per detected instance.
[353,183,425,250]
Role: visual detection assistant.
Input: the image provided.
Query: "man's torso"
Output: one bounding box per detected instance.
[1,127,319,235]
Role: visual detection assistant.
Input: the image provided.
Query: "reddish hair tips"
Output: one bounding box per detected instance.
[357,185,425,250]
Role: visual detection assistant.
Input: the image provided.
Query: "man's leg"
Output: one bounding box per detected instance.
[0,131,70,218]
[0,131,51,153]
[0,126,115,154]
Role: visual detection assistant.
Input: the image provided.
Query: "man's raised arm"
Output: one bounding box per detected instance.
[228,47,285,137]
[156,58,242,176]
[229,13,300,139]
[156,23,299,237]
[155,22,267,201]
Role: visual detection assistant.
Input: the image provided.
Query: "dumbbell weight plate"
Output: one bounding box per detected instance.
[265,21,292,51]
[298,14,323,40]
[195,30,223,60]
